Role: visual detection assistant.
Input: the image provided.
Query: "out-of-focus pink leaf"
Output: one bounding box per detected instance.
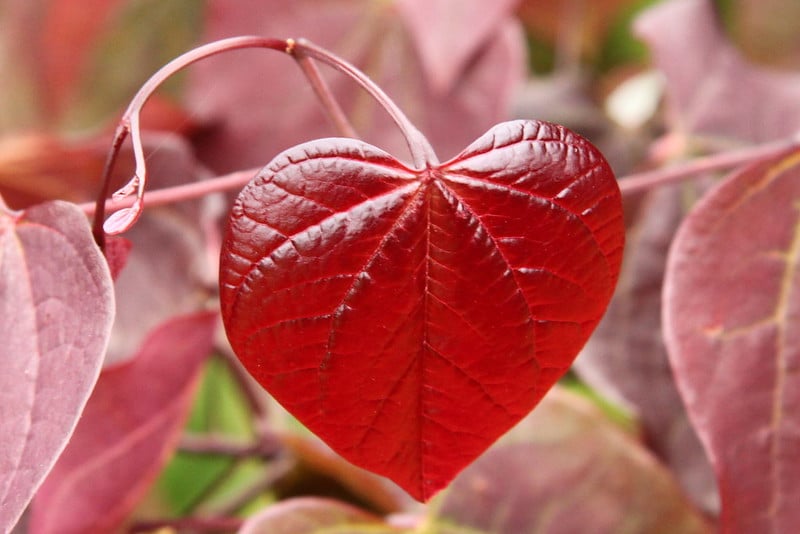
[663,148,800,532]
[635,0,800,142]
[239,497,393,534]
[0,131,215,367]
[0,201,114,533]
[189,0,525,170]
[29,311,218,534]
[574,185,718,512]
[394,0,520,93]
[434,387,712,534]
[277,432,417,514]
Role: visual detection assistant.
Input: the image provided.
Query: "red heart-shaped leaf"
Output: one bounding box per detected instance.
[220,120,624,501]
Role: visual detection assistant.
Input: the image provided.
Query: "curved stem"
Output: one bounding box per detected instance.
[291,38,439,169]
[94,36,438,239]
[95,37,288,237]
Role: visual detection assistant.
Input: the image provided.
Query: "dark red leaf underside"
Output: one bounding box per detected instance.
[220,120,623,501]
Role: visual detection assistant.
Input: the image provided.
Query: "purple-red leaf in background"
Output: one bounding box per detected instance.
[29,311,217,533]
[574,185,718,512]
[663,148,800,532]
[220,120,624,501]
[436,387,711,534]
[635,0,800,142]
[0,200,114,533]
[189,0,525,171]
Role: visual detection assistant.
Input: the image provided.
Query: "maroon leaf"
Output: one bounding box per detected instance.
[29,311,218,533]
[663,148,800,531]
[0,200,114,533]
[189,0,525,171]
[574,185,718,512]
[435,387,712,534]
[635,0,800,142]
[220,120,624,501]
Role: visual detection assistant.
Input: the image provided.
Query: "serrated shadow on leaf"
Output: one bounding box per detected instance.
[220,120,624,501]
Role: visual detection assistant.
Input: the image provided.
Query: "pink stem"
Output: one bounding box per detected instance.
[292,38,438,168]
[293,53,358,138]
[94,36,440,240]
[618,137,798,195]
[81,168,258,216]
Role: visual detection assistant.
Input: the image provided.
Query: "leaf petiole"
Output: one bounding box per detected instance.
[94,36,440,247]
[289,38,439,168]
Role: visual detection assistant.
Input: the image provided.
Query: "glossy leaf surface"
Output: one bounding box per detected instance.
[30,311,217,533]
[663,149,800,531]
[220,120,624,501]
[0,200,114,532]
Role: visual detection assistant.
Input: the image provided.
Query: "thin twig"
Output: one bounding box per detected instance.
[293,52,358,138]
[92,124,129,249]
[618,137,798,196]
[293,38,438,168]
[79,167,258,216]
[95,37,287,236]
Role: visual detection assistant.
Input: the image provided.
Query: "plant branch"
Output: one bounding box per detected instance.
[94,36,439,241]
[179,432,281,459]
[80,167,258,216]
[217,345,272,433]
[618,137,799,196]
[129,516,243,533]
[293,54,358,138]
[291,38,438,168]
